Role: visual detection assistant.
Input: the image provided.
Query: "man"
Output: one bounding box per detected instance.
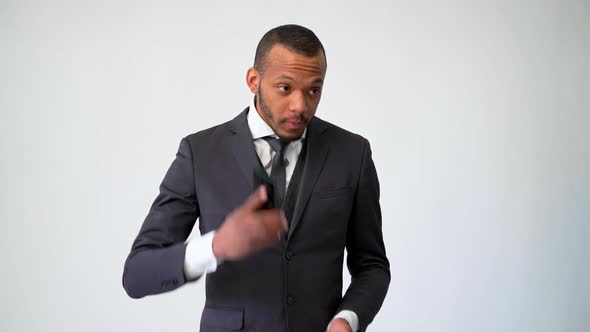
[123,24,390,332]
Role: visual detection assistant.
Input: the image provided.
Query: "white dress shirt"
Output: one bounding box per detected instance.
[183,100,359,331]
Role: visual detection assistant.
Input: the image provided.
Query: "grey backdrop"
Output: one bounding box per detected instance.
[1,1,588,331]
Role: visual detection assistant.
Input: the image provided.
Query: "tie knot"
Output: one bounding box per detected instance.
[264,136,290,154]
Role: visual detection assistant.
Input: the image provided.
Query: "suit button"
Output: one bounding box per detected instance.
[285,252,293,261]
[287,296,295,304]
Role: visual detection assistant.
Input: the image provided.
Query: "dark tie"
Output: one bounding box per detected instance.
[264,137,290,208]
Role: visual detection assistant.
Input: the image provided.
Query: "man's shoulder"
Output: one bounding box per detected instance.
[184,120,231,142]
[313,116,369,146]
[182,109,246,145]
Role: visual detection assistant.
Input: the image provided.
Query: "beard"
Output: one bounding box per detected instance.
[257,84,274,122]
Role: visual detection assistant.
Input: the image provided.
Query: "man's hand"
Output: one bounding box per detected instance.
[327,318,353,332]
[212,186,288,260]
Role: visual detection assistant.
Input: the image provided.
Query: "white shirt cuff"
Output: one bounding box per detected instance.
[331,310,359,331]
[183,231,220,280]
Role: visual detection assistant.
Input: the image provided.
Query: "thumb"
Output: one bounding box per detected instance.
[242,186,268,211]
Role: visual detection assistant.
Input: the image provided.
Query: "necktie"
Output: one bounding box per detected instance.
[264,137,290,208]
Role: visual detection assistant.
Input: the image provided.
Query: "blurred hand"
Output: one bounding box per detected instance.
[212,186,288,260]
[327,318,352,332]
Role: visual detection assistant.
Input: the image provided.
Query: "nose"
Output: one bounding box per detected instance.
[288,90,306,114]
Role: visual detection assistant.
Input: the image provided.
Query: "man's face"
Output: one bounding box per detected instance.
[247,44,326,140]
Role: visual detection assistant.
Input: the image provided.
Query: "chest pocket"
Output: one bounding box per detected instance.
[303,186,355,246]
[314,186,354,199]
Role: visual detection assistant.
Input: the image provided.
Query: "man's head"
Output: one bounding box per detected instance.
[247,24,327,140]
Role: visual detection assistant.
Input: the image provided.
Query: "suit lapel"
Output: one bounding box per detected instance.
[288,117,329,240]
[227,107,260,190]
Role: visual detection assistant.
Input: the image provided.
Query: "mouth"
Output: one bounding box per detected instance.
[284,119,305,131]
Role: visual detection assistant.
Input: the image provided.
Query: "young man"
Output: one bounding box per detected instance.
[123,24,390,332]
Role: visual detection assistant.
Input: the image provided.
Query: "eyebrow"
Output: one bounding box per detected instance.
[277,74,295,81]
[276,75,324,85]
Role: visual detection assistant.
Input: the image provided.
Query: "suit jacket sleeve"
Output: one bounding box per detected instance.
[337,139,391,331]
[122,137,200,299]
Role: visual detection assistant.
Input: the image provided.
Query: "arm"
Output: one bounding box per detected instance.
[122,138,200,298]
[122,138,287,299]
[337,139,391,331]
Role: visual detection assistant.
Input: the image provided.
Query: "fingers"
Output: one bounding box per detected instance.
[242,186,268,211]
[257,209,288,232]
[255,209,288,244]
[262,209,289,232]
[326,318,352,332]
[217,197,288,260]
[281,210,290,232]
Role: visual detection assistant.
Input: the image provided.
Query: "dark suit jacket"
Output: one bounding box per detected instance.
[123,108,390,331]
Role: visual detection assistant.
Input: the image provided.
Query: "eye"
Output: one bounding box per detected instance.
[278,85,290,92]
[310,88,322,95]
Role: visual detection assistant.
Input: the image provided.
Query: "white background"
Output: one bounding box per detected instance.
[1,1,588,331]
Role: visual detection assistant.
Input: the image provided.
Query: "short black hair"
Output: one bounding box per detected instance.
[254,24,326,74]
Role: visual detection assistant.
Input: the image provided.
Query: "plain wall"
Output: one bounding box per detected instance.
[1,1,588,331]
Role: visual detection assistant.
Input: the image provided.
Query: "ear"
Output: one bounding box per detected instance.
[246,67,260,94]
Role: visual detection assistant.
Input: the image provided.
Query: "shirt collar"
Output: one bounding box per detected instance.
[247,97,307,140]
